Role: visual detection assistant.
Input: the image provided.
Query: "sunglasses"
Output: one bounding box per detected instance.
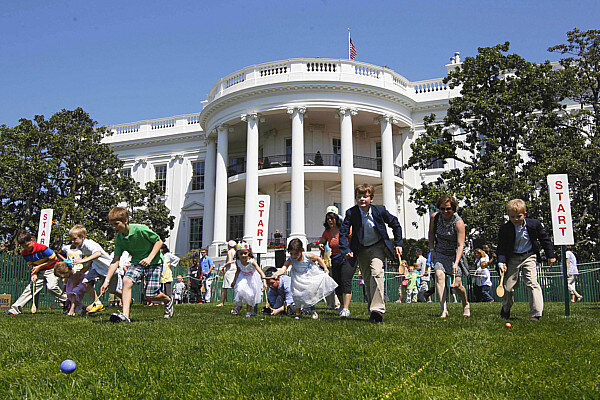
[439,207,453,212]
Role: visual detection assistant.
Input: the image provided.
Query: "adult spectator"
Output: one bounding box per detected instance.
[216,240,237,307]
[429,194,470,318]
[198,248,214,303]
[566,245,583,302]
[263,267,294,315]
[189,253,202,303]
[273,230,283,247]
[318,206,356,318]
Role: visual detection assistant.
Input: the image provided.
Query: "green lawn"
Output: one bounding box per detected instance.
[1,302,598,399]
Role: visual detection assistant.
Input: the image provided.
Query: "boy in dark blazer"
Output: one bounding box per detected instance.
[339,183,403,323]
[497,199,556,321]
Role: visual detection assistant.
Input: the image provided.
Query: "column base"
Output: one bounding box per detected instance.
[286,234,307,251]
[208,242,226,258]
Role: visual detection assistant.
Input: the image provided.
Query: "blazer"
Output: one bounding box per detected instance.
[339,204,403,258]
[497,218,555,264]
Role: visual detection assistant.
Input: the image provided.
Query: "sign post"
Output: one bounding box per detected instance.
[252,195,271,255]
[547,174,574,316]
[37,209,53,246]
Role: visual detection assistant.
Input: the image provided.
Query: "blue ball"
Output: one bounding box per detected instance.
[60,359,76,374]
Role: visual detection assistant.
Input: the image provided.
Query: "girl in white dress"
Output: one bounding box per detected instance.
[231,242,267,317]
[274,238,338,319]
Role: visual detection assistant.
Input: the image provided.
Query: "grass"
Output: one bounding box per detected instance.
[0,301,598,399]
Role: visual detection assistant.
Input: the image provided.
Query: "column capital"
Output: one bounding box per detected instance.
[134,157,147,166]
[241,112,259,122]
[217,124,229,131]
[374,114,399,125]
[203,136,216,147]
[287,106,307,117]
[170,153,184,162]
[338,107,357,117]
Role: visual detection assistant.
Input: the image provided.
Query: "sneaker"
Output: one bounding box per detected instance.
[164,296,174,319]
[4,308,20,315]
[340,308,351,318]
[336,306,343,316]
[244,312,252,318]
[109,312,131,323]
[530,316,541,322]
[311,310,319,320]
[231,305,241,315]
[88,303,104,314]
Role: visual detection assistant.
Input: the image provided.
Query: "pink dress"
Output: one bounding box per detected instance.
[65,272,86,312]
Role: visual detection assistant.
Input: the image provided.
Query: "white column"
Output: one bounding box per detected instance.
[339,108,357,215]
[378,115,397,215]
[202,135,217,248]
[287,106,307,245]
[211,125,228,255]
[242,112,259,246]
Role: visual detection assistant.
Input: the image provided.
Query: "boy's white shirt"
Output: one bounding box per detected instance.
[78,238,112,275]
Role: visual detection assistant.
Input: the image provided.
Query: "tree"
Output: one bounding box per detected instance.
[405,42,563,247]
[546,28,600,259]
[0,108,174,251]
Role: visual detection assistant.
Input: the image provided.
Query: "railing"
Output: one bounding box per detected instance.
[227,153,402,178]
[204,58,454,104]
[107,113,202,136]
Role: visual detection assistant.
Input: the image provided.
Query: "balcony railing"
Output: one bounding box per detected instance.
[227,153,402,178]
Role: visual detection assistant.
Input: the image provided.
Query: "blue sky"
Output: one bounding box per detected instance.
[1,0,598,127]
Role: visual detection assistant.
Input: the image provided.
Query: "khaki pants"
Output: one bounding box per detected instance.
[11,269,67,313]
[502,254,543,318]
[357,241,386,314]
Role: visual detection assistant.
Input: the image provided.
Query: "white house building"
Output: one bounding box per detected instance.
[103,55,464,258]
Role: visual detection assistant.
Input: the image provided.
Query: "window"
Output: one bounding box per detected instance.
[189,217,203,251]
[229,156,245,175]
[155,164,167,193]
[121,168,132,178]
[332,138,341,166]
[375,142,382,171]
[285,202,291,237]
[427,138,445,169]
[285,139,292,163]
[191,161,205,190]
[229,215,244,241]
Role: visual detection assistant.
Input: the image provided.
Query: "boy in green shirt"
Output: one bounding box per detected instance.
[101,207,174,322]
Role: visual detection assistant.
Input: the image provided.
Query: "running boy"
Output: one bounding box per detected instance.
[339,183,403,323]
[69,224,119,314]
[497,199,555,321]
[8,231,67,315]
[101,207,174,322]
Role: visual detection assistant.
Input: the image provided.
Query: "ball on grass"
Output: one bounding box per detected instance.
[505,322,512,328]
[60,359,77,374]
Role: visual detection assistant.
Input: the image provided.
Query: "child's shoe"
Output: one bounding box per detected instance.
[311,310,319,320]
[340,308,351,318]
[244,312,252,318]
[109,312,131,323]
[231,305,241,315]
[164,296,174,319]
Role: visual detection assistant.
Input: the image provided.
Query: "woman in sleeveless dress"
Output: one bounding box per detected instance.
[428,194,470,318]
[216,240,237,307]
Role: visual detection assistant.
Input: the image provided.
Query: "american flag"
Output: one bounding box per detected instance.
[349,38,357,60]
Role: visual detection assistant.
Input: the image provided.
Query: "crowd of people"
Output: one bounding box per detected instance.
[6,183,569,324]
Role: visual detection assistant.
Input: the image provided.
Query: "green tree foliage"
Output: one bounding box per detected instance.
[0,108,174,251]
[406,31,600,260]
[405,42,563,246]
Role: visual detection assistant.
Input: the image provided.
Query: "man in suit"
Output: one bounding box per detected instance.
[497,199,556,321]
[339,183,403,323]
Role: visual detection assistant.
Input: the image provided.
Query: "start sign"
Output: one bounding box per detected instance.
[252,195,270,254]
[547,174,574,245]
[37,209,53,246]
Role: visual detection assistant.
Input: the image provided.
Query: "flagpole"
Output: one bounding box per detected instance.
[348,28,351,60]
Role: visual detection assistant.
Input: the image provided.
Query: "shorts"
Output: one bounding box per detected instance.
[433,252,462,277]
[124,263,162,298]
[83,268,119,294]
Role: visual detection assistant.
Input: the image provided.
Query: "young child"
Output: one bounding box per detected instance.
[101,207,173,322]
[274,238,337,320]
[54,260,86,316]
[473,248,494,302]
[160,244,180,298]
[339,183,403,323]
[405,265,421,303]
[497,199,556,321]
[231,242,266,317]
[173,275,186,304]
[59,243,84,268]
[69,224,119,314]
[7,231,67,315]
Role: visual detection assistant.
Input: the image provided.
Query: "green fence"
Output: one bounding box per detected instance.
[1,253,598,309]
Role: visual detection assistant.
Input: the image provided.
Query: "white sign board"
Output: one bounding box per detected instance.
[37,209,53,246]
[547,174,574,245]
[252,195,270,254]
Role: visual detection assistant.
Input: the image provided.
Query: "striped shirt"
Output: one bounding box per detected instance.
[22,242,58,271]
